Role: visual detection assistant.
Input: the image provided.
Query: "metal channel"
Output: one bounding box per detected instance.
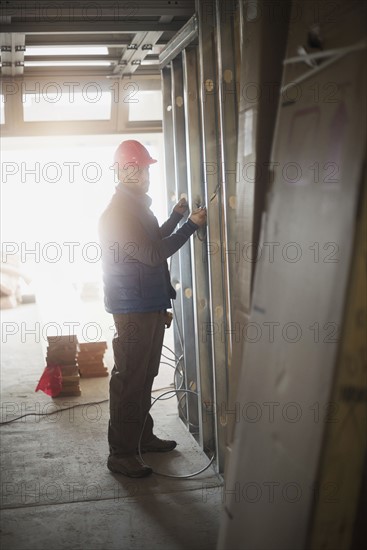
[159,14,198,69]
[182,46,215,453]
[161,66,183,364]
[171,55,199,435]
[0,1,196,18]
[2,21,185,34]
[113,31,163,76]
[196,0,229,471]
[0,33,25,76]
[215,0,239,443]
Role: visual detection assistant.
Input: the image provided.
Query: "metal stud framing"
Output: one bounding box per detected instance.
[159,15,198,69]
[214,0,239,436]
[182,46,215,453]
[171,55,199,435]
[0,33,25,76]
[160,0,239,471]
[162,64,196,433]
[196,0,229,470]
[161,66,181,360]
[113,18,170,77]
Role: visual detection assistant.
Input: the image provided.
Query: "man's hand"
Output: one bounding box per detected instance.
[173,198,189,215]
[164,311,173,328]
[189,207,207,227]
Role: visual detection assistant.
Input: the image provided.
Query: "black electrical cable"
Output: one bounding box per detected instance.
[160,354,175,363]
[0,399,109,425]
[158,361,176,370]
[137,389,215,479]
[162,344,181,361]
[170,297,200,429]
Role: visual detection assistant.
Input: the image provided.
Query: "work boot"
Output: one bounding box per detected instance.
[139,436,177,453]
[107,455,152,478]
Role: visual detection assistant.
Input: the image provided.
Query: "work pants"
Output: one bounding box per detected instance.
[108,310,166,457]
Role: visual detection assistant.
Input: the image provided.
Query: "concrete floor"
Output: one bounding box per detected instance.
[0,291,223,550]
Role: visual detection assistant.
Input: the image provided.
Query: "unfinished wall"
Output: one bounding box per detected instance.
[218,0,367,548]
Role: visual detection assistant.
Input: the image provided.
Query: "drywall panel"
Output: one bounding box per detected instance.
[308,164,367,550]
[218,44,366,550]
[228,0,291,445]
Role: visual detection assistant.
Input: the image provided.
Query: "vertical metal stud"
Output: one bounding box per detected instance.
[182,46,215,454]
[162,66,183,360]
[196,0,229,471]
[171,55,199,434]
[215,0,239,424]
[213,0,242,456]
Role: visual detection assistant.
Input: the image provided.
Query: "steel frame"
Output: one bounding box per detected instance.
[182,46,215,453]
[170,55,199,435]
[0,33,26,76]
[159,15,198,69]
[160,0,238,471]
[196,0,229,470]
[0,1,195,18]
[161,65,189,427]
[113,23,168,77]
[214,0,239,438]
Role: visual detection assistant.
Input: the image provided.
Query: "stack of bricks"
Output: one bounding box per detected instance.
[46,335,81,397]
[77,341,108,378]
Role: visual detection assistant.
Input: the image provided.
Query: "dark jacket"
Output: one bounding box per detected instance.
[99,183,197,313]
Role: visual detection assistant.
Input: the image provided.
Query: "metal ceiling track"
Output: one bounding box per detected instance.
[0,33,25,76]
[159,14,198,68]
[0,3,196,77]
[0,1,196,18]
[0,1,195,33]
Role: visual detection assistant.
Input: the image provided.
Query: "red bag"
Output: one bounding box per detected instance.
[35,364,63,397]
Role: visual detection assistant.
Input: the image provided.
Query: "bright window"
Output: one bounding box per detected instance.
[128,90,163,121]
[23,90,112,121]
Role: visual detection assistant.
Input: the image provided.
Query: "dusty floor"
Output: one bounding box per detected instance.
[0,288,223,550]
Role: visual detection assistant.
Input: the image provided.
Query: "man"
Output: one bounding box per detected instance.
[99,140,207,478]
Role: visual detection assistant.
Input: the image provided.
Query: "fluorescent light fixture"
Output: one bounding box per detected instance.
[25,60,112,67]
[25,46,109,56]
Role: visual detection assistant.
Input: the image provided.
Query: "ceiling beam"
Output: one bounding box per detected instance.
[24,35,173,48]
[0,21,186,34]
[114,31,163,76]
[25,35,135,48]
[112,13,177,77]
[18,66,162,78]
[0,1,195,18]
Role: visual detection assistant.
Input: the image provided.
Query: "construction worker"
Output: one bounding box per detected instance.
[99,140,207,477]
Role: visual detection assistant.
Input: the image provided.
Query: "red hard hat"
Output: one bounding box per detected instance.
[114,140,157,168]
